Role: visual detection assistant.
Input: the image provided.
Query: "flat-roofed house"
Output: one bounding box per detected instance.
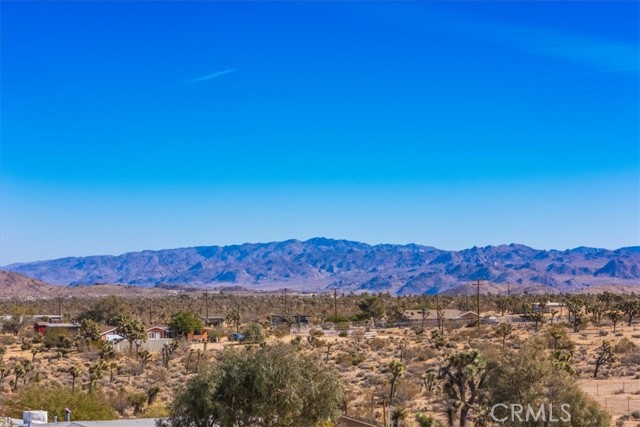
[201,315,226,327]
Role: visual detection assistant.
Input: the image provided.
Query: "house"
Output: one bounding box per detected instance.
[401,309,478,326]
[98,325,122,342]
[146,325,206,342]
[532,302,562,313]
[146,325,176,340]
[269,314,310,327]
[201,315,226,327]
[33,322,79,335]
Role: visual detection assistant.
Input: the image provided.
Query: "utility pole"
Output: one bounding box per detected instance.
[284,288,288,315]
[204,291,209,322]
[435,293,440,333]
[57,297,62,317]
[333,288,338,321]
[472,280,484,332]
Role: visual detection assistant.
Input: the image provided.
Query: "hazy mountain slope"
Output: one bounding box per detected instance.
[0,270,58,298]
[3,239,639,294]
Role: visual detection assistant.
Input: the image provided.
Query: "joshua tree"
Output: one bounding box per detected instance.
[415,413,437,427]
[0,365,9,385]
[20,360,33,386]
[109,362,119,383]
[12,365,25,391]
[99,341,116,361]
[526,309,545,332]
[422,370,438,396]
[593,341,615,379]
[226,306,242,333]
[326,340,335,362]
[68,366,81,393]
[429,329,447,349]
[493,323,513,348]
[439,350,487,427]
[147,385,161,406]
[565,297,585,333]
[549,328,563,351]
[607,309,623,334]
[114,314,147,354]
[138,350,152,373]
[88,361,106,395]
[391,406,407,427]
[388,360,405,402]
[621,298,640,327]
[161,340,180,368]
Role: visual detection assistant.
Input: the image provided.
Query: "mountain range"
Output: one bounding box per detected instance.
[3,238,640,295]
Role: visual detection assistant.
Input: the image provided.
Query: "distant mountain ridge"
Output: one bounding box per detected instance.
[3,238,640,295]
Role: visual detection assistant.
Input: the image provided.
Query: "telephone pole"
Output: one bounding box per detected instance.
[284,288,288,315]
[472,280,485,332]
[204,291,209,323]
[333,288,338,321]
[436,292,442,333]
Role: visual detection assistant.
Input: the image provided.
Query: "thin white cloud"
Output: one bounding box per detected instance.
[182,69,238,84]
[461,21,638,74]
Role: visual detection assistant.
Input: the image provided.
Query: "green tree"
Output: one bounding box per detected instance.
[77,296,128,325]
[482,338,610,427]
[169,312,205,337]
[161,344,344,427]
[356,295,385,325]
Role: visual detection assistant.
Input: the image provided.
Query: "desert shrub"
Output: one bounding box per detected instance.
[338,331,348,338]
[394,380,421,403]
[242,323,265,344]
[309,329,324,337]
[145,403,170,418]
[620,352,640,366]
[368,338,387,351]
[272,325,289,339]
[2,385,115,420]
[614,338,638,354]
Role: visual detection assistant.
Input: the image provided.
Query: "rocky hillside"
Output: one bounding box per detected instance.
[0,270,58,298]
[3,239,639,294]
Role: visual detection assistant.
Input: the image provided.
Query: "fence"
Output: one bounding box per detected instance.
[578,378,640,424]
[338,416,381,427]
[113,338,173,353]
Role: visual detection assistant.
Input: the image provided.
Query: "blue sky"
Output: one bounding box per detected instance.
[1,1,638,264]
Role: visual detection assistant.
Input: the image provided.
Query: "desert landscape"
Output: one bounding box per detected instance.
[1,276,639,426]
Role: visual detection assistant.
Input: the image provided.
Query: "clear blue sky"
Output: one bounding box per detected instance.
[1,1,638,264]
